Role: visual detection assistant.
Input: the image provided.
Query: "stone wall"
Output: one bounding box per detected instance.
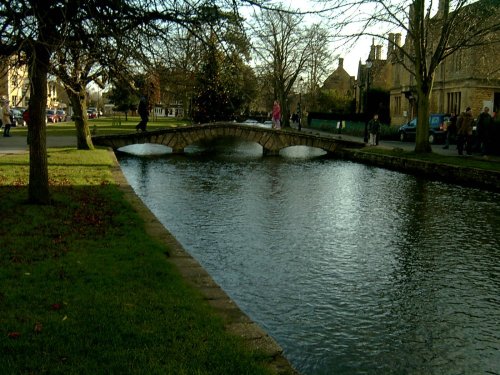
[334,149,500,192]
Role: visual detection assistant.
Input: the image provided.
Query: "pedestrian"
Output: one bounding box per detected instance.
[291,112,299,128]
[367,113,380,146]
[475,106,493,156]
[1,96,12,137]
[23,107,30,144]
[272,100,281,130]
[443,112,457,149]
[135,96,149,132]
[456,107,474,155]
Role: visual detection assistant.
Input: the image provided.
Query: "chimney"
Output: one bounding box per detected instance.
[339,58,344,69]
[376,45,382,60]
[395,33,402,47]
[388,33,395,56]
[369,38,376,60]
[436,0,447,18]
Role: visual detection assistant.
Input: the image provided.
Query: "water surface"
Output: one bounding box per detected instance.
[118,140,500,375]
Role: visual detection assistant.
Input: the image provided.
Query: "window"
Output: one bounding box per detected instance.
[394,96,402,115]
[447,92,461,114]
[453,52,462,72]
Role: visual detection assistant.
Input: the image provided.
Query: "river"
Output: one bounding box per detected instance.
[117,139,499,375]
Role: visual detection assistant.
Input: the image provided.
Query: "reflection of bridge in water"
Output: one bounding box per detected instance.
[91,122,366,155]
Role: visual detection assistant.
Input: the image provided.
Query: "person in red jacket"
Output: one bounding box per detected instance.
[272,100,281,130]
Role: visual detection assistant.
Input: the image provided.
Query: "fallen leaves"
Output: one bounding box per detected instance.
[7,331,21,339]
[34,322,43,333]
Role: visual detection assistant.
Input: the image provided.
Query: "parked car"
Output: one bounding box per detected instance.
[10,109,26,126]
[46,109,59,123]
[56,109,67,121]
[398,114,450,144]
[87,110,97,119]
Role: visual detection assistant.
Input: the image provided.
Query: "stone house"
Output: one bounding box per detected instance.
[322,58,356,97]
[354,38,395,122]
[389,0,500,125]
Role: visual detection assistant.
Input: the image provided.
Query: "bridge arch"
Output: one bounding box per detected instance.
[92,122,365,155]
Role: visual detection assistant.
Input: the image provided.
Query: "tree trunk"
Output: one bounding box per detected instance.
[28,44,51,205]
[414,77,434,153]
[69,89,94,150]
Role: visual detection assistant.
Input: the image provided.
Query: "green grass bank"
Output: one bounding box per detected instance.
[0,148,293,374]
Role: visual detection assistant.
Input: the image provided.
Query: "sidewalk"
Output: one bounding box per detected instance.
[0,135,76,155]
[300,127,500,162]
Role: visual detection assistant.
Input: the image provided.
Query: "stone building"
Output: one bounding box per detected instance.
[322,58,356,97]
[389,1,500,125]
[354,38,395,122]
[1,58,66,110]
[0,58,28,107]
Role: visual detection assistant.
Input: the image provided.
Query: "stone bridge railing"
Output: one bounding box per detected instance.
[91,122,365,155]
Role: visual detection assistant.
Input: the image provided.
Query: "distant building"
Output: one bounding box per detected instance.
[0,58,29,108]
[322,58,356,97]
[354,38,394,123]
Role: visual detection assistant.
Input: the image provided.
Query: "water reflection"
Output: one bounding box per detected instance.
[118,139,500,375]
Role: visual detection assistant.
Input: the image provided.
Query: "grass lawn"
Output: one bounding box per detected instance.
[0,149,275,374]
[9,115,190,137]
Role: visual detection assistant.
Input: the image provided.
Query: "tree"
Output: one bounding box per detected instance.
[250,8,330,127]
[192,36,233,123]
[0,0,148,203]
[305,24,335,112]
[0,0,253,204]
[322,0,500,152]
[108,78,139,120]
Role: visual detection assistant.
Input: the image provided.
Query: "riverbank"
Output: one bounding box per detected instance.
[336,147,500,191]
[298,127,500,192]
[0,147,298,374]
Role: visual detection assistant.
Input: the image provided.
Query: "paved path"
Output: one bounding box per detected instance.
[301,128,500,161]
[0,135,76,155]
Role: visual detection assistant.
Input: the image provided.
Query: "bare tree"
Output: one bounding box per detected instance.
[250,8,331,127]
[321,0,500,152]
[304,23,336,113]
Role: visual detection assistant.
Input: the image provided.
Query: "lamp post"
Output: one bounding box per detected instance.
[298,76,303,131]
[364,57,373,143]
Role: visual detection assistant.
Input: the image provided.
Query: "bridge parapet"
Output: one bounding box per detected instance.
[91,122,365,155]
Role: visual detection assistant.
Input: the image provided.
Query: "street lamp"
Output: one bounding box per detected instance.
[363,57,373,143]
[298,76,303,131]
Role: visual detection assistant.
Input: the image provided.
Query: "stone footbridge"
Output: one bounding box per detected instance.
[91,122,366,155]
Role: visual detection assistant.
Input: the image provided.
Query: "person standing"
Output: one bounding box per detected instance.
[443,112,457,149]
[23,107,31,144]
[1,97,12,137]
[135,96,149,132]
[367,113,380,146]
[475,107,493,156]
[272,100,281,130]
[456,107,474,155]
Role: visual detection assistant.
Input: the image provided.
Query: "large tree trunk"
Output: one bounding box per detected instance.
[69,89,94,150]
[28,44,51,205]
[414,75,434,153]
[414,92,432,153]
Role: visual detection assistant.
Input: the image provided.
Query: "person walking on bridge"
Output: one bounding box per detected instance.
[272,100,281,130]
[135,96,149,132]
